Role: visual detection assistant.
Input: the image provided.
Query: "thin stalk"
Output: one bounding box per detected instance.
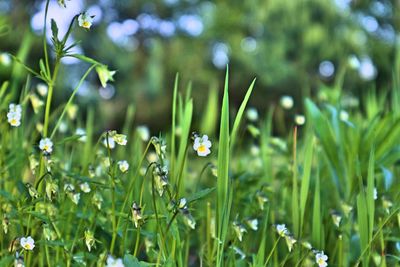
[264,236,281,266]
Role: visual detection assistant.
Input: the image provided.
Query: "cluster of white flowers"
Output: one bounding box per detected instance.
[7,103,22,127]
[103,132,127,149]
[193,134,212,157]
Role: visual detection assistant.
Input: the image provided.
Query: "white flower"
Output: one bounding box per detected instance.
[373,188,378,200]
[233,222,247,242]
[106,255,125,267]
[20,236,35,250]
[71,193,80,205]
[276,224,288,237]
[315,251,328,267]
[80,182,91,193]
[76,128,87,142]
[178,198,188,209]
[7,103,22,127]
[64,183,75,192]
[246,218,258,231]
[39,138,53,154]
[246,108,259,122]
[36,83,48,96]
[103,136,115,149]
[280,95,294,109]
[339,110,349,121]
[137,125,150,141]
[294,114,306,126]
[118,160,129,173]
[193,134,212,157]
[78,12,94,30]
[0,52,11,66]
[113,134,127,146]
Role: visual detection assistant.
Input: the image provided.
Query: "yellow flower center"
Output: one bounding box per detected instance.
[82,21,91,29]
[317,258,325,264]
[24,244,31,250]
[11,119,17,125]
[198,144,207,153]
[43,145,49,151]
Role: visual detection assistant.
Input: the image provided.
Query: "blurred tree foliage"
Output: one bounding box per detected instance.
[0,0,399,130]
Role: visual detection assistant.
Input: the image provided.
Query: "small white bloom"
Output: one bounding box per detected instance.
[233,222,247,242]
[315,251,328,267]
[7,111,21,127]
[36,83,48,96]
[137,125,150,141]
[76,128,87,142]
[178,198,187,209]
[193,134,212,157]
[0,52,11,66]
[71,193,80,205]
[64,183,75,192]
[246,108,259,122]
[39,138,53,154]
[20,236,35,250]
[113,134,127,146]
[294,114,306,126]
[280,95,294,110]
[246,218,258,231]
[106,255,125,267]
[80,182,91,193]
[118,160,129,173]
[103,136,115,149]
[9,103,22,114]
[78,12,94,30]
[339,110,349,121]
[276,224,288,237]
[373,188,378,200]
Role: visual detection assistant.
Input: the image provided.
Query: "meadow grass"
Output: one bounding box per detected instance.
[1,2,400,267]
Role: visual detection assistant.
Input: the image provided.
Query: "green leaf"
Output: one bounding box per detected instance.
[123,254,153,266]
[187,187,215,203]
[51,19,59,41]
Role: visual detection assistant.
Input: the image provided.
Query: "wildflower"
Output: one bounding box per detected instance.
[233,222,247,242]
[246,218,258,231]
[76,128,86,142]
[246,107,259,122]
[64,183,75,192]
[153,165,169,196]
[178,198,188,209]
[256,191,268,210]
[151,137,167,159]
[193,134,212,157]
[382,197,393,214]
[294,114,306,126]
[315,251,328,267]
[280,95,294,109]
[373,188,378,200]
[330,210,342,228]
[14,252,24,267]
[341,201,353,218]
[39,138,53,154]
[85,230,96,252]
[131,202,143,228]
[183,212,196,229]
[2,215,9,234]
[58,121,68,133]
[118,160,129,173]
[106,255,125,267]
[231,245,246,260]
[284,234,297,252]
[339,110,349,121]
[43,224,57,241]
[0,52,11,66]
[276,224,288,237]
[103,136,115,149]
[26,183,39,199]
[36,83,48,96]
[78,12,94,30]
[96,65,116,88]
[30,94,44,114]
[57,0,69,8]
[20,236,35,250]
[80,182,91,193]
[113,134,127,146]
[7,103,22,127]
[302,241,312,250]
[92,192,103,210]
[45,179,59,200]
[70,193,80,205]
[67,104,78,120]
[137,125,150,141]
[29,154,39,174]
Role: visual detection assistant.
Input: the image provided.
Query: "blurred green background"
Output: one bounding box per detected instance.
[0,0,399,133]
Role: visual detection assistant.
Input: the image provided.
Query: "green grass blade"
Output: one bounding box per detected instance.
[230,78,256,150]
[312,168,321,248]
[357,192,369,266]
[299,135,314,237]
[200,84,219,136]
[170,73,179,182]
[366,149,375,243]
[216,67,230,267]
